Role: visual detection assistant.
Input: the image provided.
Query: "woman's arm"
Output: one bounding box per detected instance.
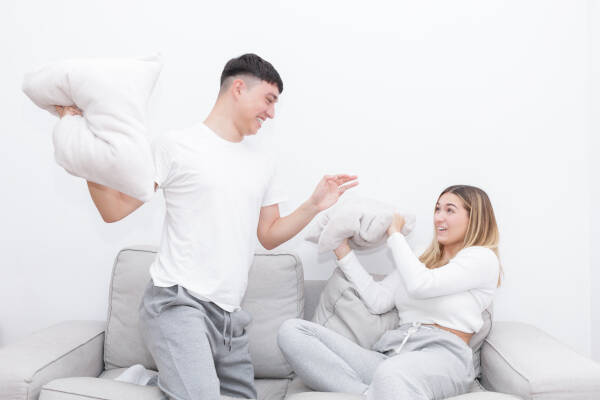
[387,232,499,299]
[334,240,398,314]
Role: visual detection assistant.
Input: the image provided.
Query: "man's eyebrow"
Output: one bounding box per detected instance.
[267,93,279,102]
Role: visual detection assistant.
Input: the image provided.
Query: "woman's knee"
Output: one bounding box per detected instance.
[369,360,428,400]
[277,318,305,351]
[371,360,399,386]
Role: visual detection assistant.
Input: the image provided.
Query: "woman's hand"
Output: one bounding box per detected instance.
[333,238,351,260]
[386,213,406,236]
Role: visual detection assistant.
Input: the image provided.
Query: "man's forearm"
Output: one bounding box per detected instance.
[259,173,359,249]
[261,201,320,250]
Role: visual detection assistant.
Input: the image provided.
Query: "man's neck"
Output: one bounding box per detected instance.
[204,103,244,143]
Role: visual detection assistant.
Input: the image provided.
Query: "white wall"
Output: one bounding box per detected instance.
[590,0,600,362]
[1,0,595,359]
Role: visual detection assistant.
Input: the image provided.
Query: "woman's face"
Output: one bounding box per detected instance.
[434,192,470,247]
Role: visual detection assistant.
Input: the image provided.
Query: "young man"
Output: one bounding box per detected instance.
[56,54,357,400]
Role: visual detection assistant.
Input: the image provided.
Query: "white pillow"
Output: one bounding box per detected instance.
[306,197,416,253]
[22,55,162,202]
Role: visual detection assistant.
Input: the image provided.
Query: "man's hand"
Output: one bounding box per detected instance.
[387,213,406,236]
[309,174,358,212]
[54,105,83,118]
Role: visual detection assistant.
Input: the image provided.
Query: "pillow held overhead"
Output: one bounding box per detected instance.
[22,55,162,202]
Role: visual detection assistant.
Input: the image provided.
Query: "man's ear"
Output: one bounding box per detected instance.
[231,78,247,100]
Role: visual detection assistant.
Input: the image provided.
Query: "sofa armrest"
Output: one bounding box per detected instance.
[0,320,105,400]
[480,321,600,400]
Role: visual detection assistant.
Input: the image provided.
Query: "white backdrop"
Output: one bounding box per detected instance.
[590,0,600,362]
[1,0,597,360]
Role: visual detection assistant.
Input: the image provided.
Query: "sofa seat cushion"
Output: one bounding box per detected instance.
[285,393,519,400]
[104,246,304,379]
[284,376,495,399]
[98,368,129,380]
[40,376,292,400]
[39,377,165,400]
[102,369,292,400]
[284,378,518,400]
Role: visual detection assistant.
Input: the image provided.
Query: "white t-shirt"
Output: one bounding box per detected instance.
[337,233,500,333]
[149,123,286,312]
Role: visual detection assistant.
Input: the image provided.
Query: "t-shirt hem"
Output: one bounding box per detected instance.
[150,274,241,312]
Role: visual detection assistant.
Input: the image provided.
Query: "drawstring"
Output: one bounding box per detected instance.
[393,322,421,354]
[228,313,233,351]
[222,311,226,346]
[222,311,233,352]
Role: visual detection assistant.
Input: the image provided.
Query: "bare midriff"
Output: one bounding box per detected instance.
[424,324,473,345]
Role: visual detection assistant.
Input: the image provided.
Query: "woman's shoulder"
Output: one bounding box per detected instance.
[454,246,500,271]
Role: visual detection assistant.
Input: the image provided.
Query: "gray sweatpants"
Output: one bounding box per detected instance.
[277,319,475,400]
[139,282,257,400]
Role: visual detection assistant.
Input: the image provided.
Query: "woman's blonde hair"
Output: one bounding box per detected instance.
[419,185,502,286]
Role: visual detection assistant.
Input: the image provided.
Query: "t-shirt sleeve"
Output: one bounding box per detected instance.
[152,136,174,189]
[262,162,287,207]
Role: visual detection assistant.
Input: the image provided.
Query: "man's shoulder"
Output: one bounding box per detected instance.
[153,123,204,149]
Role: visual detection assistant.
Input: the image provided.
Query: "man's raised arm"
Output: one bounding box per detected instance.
[257,174,358,250]
[55,105,154,223]
[86,181,155,223]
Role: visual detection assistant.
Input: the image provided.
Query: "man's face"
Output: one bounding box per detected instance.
[236,80,279,135]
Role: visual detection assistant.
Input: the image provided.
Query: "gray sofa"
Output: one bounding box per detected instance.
[1,246,600,400]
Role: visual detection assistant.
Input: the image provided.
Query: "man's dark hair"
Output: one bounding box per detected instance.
[220,53,283,93]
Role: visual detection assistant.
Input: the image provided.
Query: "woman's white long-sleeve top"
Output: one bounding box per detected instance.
[336,232,500,333]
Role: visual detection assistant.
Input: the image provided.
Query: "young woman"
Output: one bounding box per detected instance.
[278,185,501,400]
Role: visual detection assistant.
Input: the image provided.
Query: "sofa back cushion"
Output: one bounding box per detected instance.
[103,246,303,379]
[312,267,492,377]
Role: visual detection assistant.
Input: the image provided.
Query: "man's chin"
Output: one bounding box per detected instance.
[244,127,259,136]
